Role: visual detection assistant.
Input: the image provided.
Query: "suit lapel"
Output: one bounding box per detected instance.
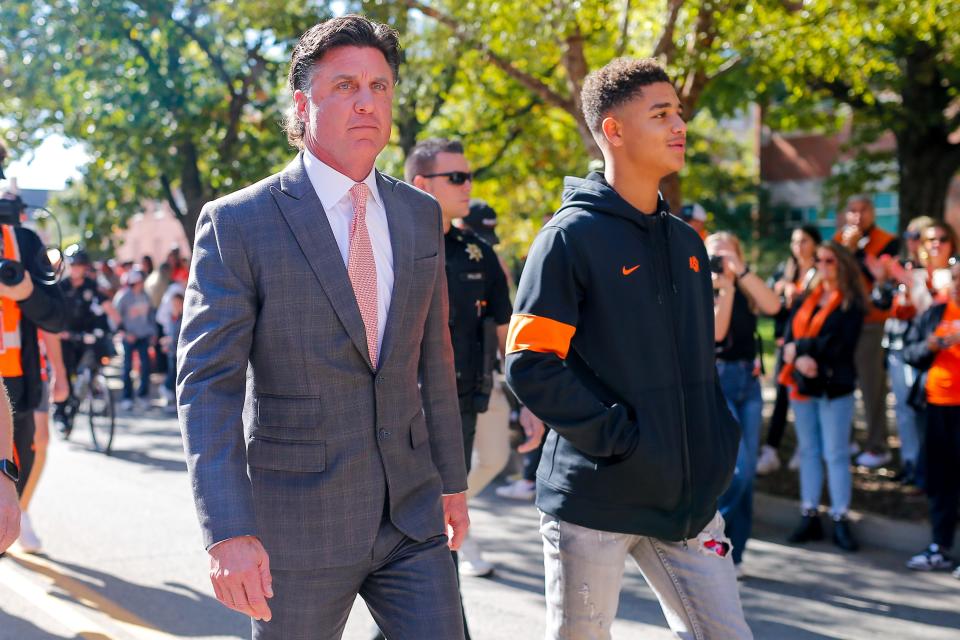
[378,171,413,369]
[272,154,374,370]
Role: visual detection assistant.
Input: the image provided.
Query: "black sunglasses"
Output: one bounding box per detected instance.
[903,231,921,241]
[422,171,473,185]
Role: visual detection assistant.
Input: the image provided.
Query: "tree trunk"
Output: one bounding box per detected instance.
[896,134,958,233]
[659,173,682,213]
[178,140,208,248]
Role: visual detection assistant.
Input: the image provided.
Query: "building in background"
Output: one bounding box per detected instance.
[114,200,190,265]
[761,124,960,236]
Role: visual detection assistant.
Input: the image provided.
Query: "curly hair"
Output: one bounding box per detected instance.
[284,15,401,148]
[580,58,672,137]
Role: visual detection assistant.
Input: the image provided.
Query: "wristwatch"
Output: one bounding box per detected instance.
[1,458,18,485]
[737,264,751,279]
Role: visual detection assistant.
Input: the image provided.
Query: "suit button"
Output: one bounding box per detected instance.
[378,429,391,440]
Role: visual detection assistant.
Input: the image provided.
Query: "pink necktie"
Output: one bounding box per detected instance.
[348,183,378,368]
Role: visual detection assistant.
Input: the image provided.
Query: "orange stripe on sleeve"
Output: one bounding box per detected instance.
[506,313,576,359]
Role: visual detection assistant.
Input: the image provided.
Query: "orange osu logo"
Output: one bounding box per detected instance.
[689,256,700,272]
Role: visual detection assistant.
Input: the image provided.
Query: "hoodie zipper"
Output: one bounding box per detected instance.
[655,211,693,541]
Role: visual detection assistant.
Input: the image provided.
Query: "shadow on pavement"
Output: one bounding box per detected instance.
[16,555,248,638]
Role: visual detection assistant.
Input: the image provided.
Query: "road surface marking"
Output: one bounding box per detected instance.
[2,551,181,640]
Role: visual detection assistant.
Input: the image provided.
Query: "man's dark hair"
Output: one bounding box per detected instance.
[404,138,464,182]
[285,15,402,148]
[580,58,672,137]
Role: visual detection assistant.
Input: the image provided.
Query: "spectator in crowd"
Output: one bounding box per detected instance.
[882,216,937,486]
[903,259,960,575]
[97,260,121,298]
[835,195,899,468]
[781,241,865,551]
[709,231,781,576]
[166,247,189,283]
[140,255,155,276]
[759,225,821,475]
[113,268,156,410]
[680,202,708,240]
[159,292,183,413]
[144,262,172,310]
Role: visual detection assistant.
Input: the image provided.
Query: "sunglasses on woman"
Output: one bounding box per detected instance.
[422,171,473,185]
[815,256,836,265]
[925,235,951,244]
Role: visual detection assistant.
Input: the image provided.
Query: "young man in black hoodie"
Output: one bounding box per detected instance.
[505,58,751,638]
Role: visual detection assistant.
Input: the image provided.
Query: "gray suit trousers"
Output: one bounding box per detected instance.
[253,514,465,640]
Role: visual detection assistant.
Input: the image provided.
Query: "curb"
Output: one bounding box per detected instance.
[754,492,929,554]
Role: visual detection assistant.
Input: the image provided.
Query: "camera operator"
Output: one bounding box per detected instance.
[0,140,67,511]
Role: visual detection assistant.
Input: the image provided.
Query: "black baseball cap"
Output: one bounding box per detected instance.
[463,199,499,245]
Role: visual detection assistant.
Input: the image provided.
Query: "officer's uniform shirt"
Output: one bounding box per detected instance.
[444,228,512,403]
[59,277,109,334]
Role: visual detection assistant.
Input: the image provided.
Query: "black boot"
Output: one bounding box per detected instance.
[788,510,824,543]
[832,516,859,552]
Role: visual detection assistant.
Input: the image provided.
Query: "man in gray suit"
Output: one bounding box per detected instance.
[177,15,469,639]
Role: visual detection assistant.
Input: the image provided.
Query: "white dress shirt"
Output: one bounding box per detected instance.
[303,150,394,362]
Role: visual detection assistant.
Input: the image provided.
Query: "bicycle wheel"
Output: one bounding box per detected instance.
[88,372,116,454]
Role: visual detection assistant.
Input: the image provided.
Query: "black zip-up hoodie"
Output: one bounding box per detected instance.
[506,172,740,540]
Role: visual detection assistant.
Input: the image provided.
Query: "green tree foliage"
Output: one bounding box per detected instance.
[759,0,960,230]
[0,0,330,246]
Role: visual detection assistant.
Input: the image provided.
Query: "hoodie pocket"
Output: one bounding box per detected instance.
[542,402,684,511]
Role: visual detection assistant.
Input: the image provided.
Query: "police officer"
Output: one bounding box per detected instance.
[54,245,117,437]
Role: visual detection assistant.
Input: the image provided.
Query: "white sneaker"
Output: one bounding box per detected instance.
[788,449,801,471]
[755,445,781,476]
[120,399,134,411]
[18,512,42,554]
[458,536,494,578]
[856,450,893,468]
[734,563,745,581]
[495,479,536,501]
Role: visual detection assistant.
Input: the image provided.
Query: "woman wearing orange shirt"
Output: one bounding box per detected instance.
[904,259,960,575]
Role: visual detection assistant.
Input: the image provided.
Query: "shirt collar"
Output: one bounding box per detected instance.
[303,148,383,212]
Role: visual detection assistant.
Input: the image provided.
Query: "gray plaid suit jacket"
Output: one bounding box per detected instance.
[177,153,467,571]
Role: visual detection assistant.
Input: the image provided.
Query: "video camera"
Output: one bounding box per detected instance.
[0,158,28,286]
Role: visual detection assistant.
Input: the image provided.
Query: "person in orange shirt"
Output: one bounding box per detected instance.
[835,196,899,467]
[903,259,960,575]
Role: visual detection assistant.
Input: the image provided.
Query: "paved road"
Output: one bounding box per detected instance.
[1,407,958,639]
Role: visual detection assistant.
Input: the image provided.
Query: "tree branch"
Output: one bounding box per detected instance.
[616,0,632,57]
[160,173,184,221]
[172,18,235,95]
[403,0,575,113]
[473,123,527,179]
[653,0,684,59]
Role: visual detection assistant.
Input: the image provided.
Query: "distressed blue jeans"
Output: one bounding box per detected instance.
[540,511,752,640]
[716,359,763,565]
[887,350,921,466]
[792,394,855,516]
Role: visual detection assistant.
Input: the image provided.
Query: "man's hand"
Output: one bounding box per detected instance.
[208,535,273,622]
[840,225,862,251]
[517,406,545,454]
[442,493,469,551]
[51,371,69,403]
[0,270,33,303]
[0,478,20,553]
